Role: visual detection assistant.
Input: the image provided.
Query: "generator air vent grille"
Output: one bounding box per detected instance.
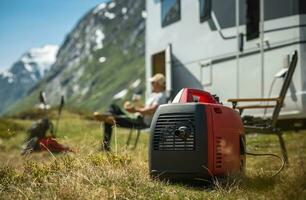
[153,113,195,151]
[216,137,223,168]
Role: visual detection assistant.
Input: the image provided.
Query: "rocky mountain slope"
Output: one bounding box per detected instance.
[7,0,145,114]
[0,45,58,114]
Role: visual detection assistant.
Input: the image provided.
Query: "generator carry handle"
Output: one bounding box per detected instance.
[174,88,219,104]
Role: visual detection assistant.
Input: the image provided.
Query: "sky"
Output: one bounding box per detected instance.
[0,0,108,71]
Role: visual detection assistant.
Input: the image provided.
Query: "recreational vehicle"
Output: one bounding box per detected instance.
[145,0,306,127]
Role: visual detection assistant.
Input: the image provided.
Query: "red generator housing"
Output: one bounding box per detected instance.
[149,88,245,180]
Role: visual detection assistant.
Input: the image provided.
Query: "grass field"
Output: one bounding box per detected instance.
[0,111,306,200]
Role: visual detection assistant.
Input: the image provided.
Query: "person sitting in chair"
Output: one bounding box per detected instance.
[94,73,167,151]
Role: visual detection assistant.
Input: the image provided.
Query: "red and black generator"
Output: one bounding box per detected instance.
[149,88,245,180]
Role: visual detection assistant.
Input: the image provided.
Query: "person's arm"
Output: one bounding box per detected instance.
[135,104,158,115]
[124,101,139,113]
[124,103,158,115]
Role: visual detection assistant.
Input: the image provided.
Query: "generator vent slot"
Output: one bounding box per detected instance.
[216,137,223,168]
[153,113,195,151]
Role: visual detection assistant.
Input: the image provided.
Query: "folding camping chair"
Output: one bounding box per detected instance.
[228,50,298,164]
[126,125,148,149]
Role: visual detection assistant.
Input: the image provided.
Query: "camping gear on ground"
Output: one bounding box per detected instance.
[38,136,73,153]
[149,88,245,180]
[26,117,54,142]
[21,92,72,155]
[22,136,73,155]
[21,117,73,155]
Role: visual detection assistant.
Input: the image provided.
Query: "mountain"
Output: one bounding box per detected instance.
[0,45,58,114]
[7,0,145,114]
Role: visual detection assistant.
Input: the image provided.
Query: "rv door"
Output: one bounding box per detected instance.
[165,44,172,98]
[150,44,172,98]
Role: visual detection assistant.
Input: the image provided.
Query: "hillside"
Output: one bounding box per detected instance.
[7,0,145,114]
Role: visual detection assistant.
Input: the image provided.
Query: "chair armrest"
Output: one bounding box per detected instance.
[227,97,279,109]
[236,105,276,110]
[228,97,279,103]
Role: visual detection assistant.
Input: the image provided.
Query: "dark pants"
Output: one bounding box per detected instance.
[102,104,148,151]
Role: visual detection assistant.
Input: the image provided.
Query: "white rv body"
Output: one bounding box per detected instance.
[145,0,306,120]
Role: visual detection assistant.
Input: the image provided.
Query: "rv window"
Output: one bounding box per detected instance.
[199,0,211,22]
[161,0,181,27]
[246,0,260,40]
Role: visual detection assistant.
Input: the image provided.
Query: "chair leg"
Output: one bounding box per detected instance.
[126,128,133,146]
[277,132,289,164]
[239,108,244,115]
[132,129,141,150]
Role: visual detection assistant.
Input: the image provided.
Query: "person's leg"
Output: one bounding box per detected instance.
[103,122,113,151]
[108,103,125,115]
[100,104,123,151]
[114,116,144,128]
[102,115,146,151]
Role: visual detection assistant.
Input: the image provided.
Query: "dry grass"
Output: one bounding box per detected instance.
[0,118,24,139]
[0,111,305,199]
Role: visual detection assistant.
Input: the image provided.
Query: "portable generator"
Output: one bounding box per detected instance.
[149,88,245,180]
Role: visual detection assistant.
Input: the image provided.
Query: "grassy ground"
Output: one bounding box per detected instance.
[0,111,305,200]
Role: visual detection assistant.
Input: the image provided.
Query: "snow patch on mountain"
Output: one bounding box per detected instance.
[93,3,107,14]
[141,10,147,18]
[108,2,116,9]
[113,89,128,100]
[99,57,107,63]
[0,70,13,79]
[94,29,105,50]
[131,78,141,89]
[81,86,90,96]
[104,11,116,19]
[73,84,80,93]
[24,63,33,73]
[0,70,14,83]
[121,7,127,14]
[21,45,59,76]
